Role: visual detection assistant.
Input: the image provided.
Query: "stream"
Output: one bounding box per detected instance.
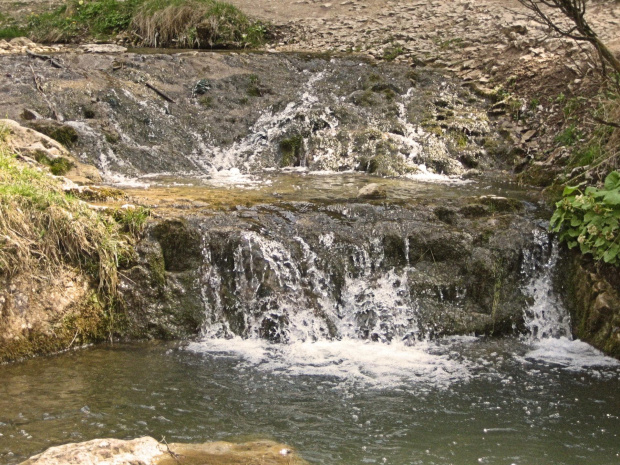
[0,334,618,464]
[0,49,618,464]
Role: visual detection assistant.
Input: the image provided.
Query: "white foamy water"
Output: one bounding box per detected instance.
[186,338,472,389]
[523,337,620,372]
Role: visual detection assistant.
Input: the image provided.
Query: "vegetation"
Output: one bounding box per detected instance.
[0,124,149,358]
[551,171,620,265]
[6,0,267,48]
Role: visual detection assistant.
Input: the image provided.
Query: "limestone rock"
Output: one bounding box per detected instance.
[0,119,101,184]
[357,183,387,199]
[80,44,127,54]
[19,437,307,465]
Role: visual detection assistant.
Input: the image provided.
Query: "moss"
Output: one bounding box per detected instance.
[152,219,202,272]
[199,95,214,108]
[104,130,120,144]
[0,293,122,364]
[67,185,127,202]
[28,121,79,147]
[383,45,405,61]
[147,250,166,289]
[279,135,304,167]
[33,152,75,176]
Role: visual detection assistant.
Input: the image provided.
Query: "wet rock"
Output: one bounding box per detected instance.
[357,183,387,199]
[79,43,127,54]
[120,196,547,341]
[559,253,620,359]
[0,52,502,178]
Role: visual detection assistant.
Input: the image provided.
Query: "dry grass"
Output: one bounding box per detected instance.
[132,0,265,48]
[0,124,131,300]
[22,0,266,47]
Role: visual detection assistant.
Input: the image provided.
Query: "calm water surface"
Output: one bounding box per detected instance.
[0,337,618,464]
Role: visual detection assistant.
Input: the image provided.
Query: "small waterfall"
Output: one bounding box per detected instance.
[522,234,572,341]
[193,207,559,346]
[199,229,420,343]
[520,233,618,369]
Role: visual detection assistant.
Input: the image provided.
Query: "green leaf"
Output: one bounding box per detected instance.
[570,216,583,227]
[583,210,595,222]
[603,190,620,206]
[594,237,606,247]
[562,185,580,196]
[567,240,578,248]
[603,247,619,263]
[604,171,620,190]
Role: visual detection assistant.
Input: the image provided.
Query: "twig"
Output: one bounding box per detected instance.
[26,50,64,69]
[145,82,176,103]
[29,64,63,121]
[29,64,43,92]
[593,116,620,129]
[160,437,181,464]
[66,329,79,350]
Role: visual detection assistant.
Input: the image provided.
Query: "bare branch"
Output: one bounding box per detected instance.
[517,0,620,74]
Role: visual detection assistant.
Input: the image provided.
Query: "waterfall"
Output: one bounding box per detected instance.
[522,233,572,341]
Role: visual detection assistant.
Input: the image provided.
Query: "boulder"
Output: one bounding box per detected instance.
[357,183,387,199]
[0,119,101,184]
[19,437,307,465]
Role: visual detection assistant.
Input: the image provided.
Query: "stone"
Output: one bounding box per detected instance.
[79,43,127,54]
[0,119,101,184]
[357,183,387,199]
[19,437,308,465]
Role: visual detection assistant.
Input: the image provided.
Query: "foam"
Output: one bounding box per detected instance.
[524,337,620,371]
[186,338,472,389]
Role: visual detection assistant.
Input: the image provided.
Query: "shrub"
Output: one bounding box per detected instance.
[551,171,620,265]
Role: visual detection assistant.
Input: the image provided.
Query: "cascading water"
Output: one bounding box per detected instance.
[186,209,620,388]
[523,233,572,341]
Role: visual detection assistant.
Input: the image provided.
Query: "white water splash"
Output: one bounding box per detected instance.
[521,233,619,370]
[186,338,472,389]
[523,234,571,341]
[523,337,619,371]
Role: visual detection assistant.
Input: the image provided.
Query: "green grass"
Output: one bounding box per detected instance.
[23,0,267,47]
[383,45,405,61]
[0,124,145,305]
[555,123,582,147]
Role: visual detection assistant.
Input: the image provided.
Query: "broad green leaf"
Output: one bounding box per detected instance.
[604,171,620,190]
[567,240,578,248]
[594,237,606,247]
[603,190,620,206]
[562,185,580,196]
[603,247,618,263]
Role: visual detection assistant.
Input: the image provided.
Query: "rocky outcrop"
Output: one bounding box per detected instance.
[119,192,549,342]
[0,52,503,180]
[0,267,95,363]
[559,252,620,359]
[1,119,101,184]
[19,437,306,465]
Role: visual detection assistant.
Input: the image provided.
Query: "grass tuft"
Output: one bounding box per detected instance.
[0,125,148,346]
[24,0,267,47]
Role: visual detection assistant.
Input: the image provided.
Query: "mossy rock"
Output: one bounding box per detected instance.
[279,135,304,167]
[152,219,202,272]
[33,151,75,176]
[27,121,79,147]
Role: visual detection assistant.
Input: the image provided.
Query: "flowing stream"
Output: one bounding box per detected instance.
[1,237,618,465]
[0,50,618,464]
